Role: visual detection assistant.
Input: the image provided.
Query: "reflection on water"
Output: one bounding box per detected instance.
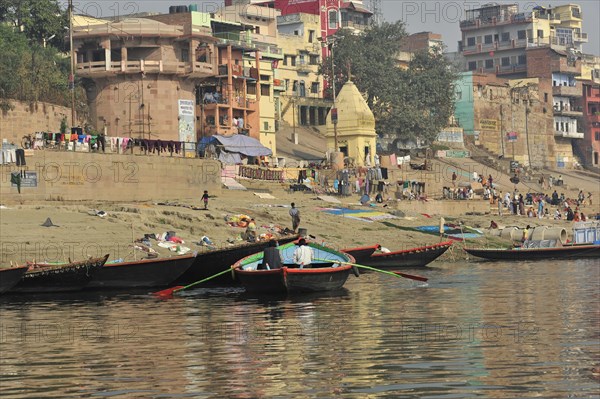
[0,259,598,398]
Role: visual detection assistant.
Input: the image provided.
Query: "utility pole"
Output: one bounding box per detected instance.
[68,0,76,127]
[500,103,505,158]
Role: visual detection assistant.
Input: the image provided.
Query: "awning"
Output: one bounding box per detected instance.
[213,134,272,157]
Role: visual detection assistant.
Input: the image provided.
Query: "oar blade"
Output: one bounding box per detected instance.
[153,285,185,298]
[392,272,428,282]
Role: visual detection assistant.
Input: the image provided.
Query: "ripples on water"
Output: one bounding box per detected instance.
[0,260,598,398]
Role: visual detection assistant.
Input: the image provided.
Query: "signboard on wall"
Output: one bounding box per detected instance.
[178,99,195,148]
[480,119,498,131]
[507,131,518,142]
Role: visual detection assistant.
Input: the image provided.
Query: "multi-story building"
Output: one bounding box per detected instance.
[397,32,443,69]
[276,13,330,128]
[456,3,589,169]
[72,6,282,151]
[579,79,600,167]
[459,3,587,77]
[454,72,556,168]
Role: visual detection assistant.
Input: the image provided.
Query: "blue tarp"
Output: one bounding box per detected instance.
[197,134,272,163]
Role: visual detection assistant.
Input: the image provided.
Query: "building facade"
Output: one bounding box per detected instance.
[579,80,600,167]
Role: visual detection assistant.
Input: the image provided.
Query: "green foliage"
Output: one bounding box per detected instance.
[0,24,73,109]
[0,0,67,48]
[320,24,457,151]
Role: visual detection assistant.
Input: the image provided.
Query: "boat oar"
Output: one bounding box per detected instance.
[154,267,238,298]
[315,258,428,282]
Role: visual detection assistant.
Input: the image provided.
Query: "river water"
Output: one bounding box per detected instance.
[0,259,598,398]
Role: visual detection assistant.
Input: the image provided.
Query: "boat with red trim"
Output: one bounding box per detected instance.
[87,254,196,289]
[340,244,379,263]
[233,242,356,294]
[12,255,109,293]
[172,234,299,285]
[464,242,600,261]
[0,266,29,294]
[358,241,453,268]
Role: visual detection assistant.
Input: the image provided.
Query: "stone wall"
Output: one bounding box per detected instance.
[0,150,222,203]
[0,101,70,146]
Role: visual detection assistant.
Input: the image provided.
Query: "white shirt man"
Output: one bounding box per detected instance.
[293,239,314,268]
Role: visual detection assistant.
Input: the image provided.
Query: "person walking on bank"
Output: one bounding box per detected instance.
[202,190,209,210]
[289,202,300,232]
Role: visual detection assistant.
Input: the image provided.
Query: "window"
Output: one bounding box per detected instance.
[467,37,476,46]
[292,80,298,93]
[261,84,270,96]
[309,55,319,65]
[518,30,526,40]
[299,54,305,65]
[264,121,269,131]
[283,56,288,66]
[308,30,315,43]
[247,84,256,95]
[556,122,560,131]
[484,35,493,44]
[485,59,494,69]
[311,82,319,94]
[501,32,510,42]
[181,48,189,62]
[328,10,338,29]
[595,132,600,141]
[468,61,477,71]
[501,57,510,66]
[537,29,544,38]
[260,74,269,81]
[290,56,296,66]
[544,93,548,102]
[294,30,299,35]
[518,55,526,65]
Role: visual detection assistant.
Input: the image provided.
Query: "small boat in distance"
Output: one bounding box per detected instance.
[345,241,452,268]
[87,254,196,289]
[11,255,109,293]
[0,266,29,294]
[233,242,356,294]
[464,241,600,261]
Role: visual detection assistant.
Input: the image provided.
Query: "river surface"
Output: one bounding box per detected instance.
[0,259,598,398]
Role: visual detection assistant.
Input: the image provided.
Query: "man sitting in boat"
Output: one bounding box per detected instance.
[293,238,314,268]
[261,240,283,270]
[376,244,391,253]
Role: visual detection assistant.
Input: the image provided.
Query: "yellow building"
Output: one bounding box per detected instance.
[325,80,376,167]
[276,13,331,128]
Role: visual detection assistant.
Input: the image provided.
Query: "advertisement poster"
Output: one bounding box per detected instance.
[178,99,196,153]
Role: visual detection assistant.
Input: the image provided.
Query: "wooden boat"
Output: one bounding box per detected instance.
[172,234,299,285]
[233,242,356,294]
[341,244,379,263]
[464,243,600,261]
[0,266,29,294]
[359,241,453,268]
[87,254,196,289]
[11,255,109,293]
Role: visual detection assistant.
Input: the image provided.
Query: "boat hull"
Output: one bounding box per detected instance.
[12,255,109,293]
[235,265,353,294]
[341,245,378,263]
[172,234,299,285]
[88,254,196,288]
[0,267,29,294]
[465,244,600,261]
[361,241,452,268]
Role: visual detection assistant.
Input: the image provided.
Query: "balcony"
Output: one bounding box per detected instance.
[555,130,584,139]
[273,79,286,92]
[589,114,600,123]
[553,105,583,117]
[574,32,588,43]
[295,61,315,74]
[553,85,581,97]
[496,64,527,76]
[459,12,532,30]
[76,59,215,77]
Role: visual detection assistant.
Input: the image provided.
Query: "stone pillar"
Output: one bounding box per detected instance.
[121,47,127,72]
[101,38,111,71]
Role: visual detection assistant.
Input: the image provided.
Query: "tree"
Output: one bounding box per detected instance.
[0,0,67,48]
[320,23,457,151]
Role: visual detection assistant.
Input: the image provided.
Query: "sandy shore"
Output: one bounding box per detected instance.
[1,176,594,266]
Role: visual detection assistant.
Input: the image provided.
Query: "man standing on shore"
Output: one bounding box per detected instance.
[289,203,300,232]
